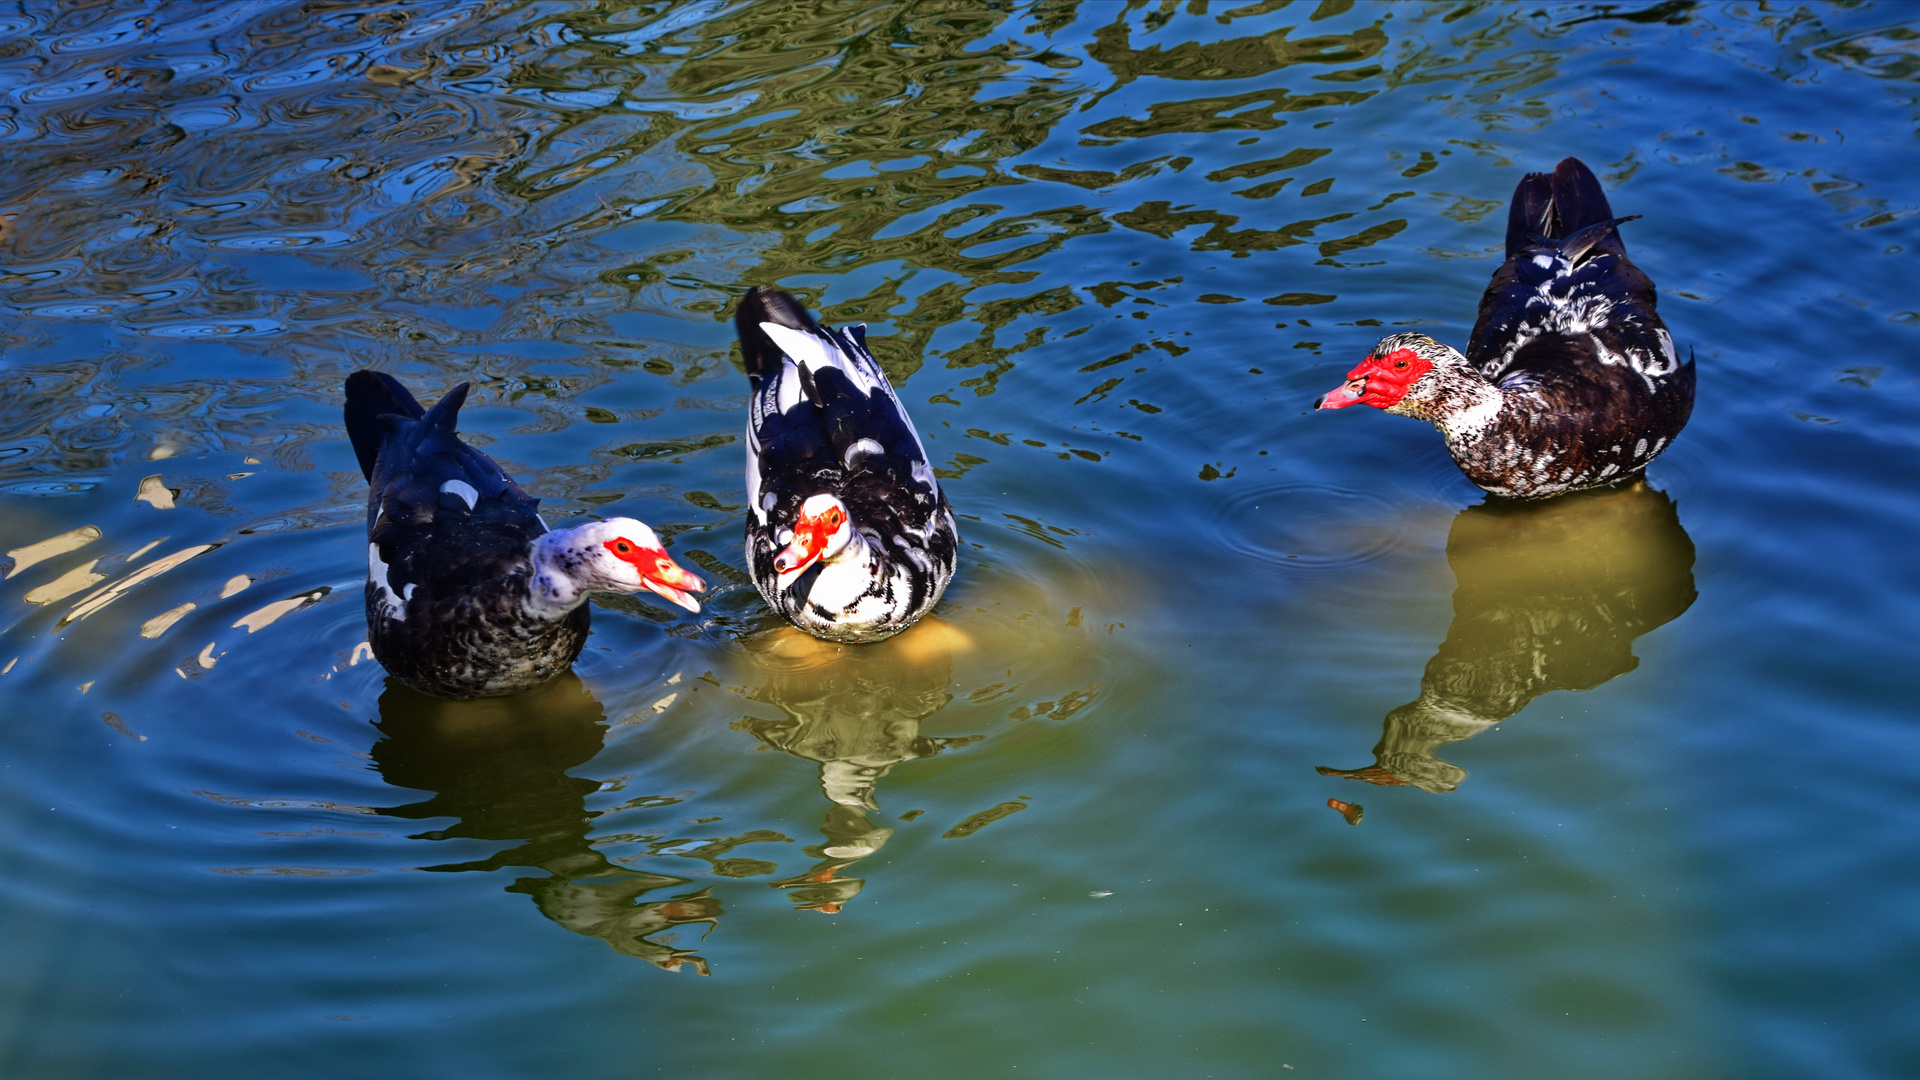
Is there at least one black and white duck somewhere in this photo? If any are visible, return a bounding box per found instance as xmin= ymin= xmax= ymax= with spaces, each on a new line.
xmin=345 ymin=371 xmax=703 ymax=699
xmin=734 ymin=287 xmax=957 ymax=642
xmin=1316 ymin=156 xmax=1694 ymax=498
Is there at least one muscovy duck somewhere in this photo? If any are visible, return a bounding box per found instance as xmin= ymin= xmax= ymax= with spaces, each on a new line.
xmin=735 ymin=287 xmax=957 ymax=642
xmin=345 ymin=371 xmax=703 ymax=699
xmin=1315 ymin=156 xmax=1694 ymax=498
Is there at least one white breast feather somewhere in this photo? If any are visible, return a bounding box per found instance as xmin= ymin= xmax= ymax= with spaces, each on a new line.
xmin=1453 ymin=395 xmax=1502 ymax=439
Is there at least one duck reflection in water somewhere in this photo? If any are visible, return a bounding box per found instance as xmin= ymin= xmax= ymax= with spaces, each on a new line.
xmin=371 ymin=673 xmax=717 ymax=974
xmin=1320 ymin=482 xmax=1696 ymax=794
xmin=734 ymin=621 xmax=978 ymax=913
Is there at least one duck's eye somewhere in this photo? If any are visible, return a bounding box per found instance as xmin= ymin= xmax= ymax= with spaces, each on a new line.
xmin=1394 ymin=359 xmax=1408 ymax=370
xmin=615 ymin=541 xmax=631 ymax=553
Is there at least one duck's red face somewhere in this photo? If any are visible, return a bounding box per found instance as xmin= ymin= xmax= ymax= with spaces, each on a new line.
xmin=1314 ymin=348 xmax=1432 ymax=410
xmin=603 ymin=536 xmax=705 ymax=611
xmin=775 ymin=496 xmax=850 ymax=579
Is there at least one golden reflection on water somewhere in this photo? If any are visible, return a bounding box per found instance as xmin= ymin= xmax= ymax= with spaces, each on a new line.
xmin=732 ymin=620 xmax=979 ymax=914
xmin=1320 ymin=483 xmax=1696 ymax=794
xmin=370 ymin=674 xmax=718 ymax=975
xmin=360 ymin=567 xmax=1110 ymax=967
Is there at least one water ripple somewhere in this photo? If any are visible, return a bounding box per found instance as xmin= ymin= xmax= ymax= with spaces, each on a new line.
xmin=1213 ymin=480 xmax=1411 ymax=572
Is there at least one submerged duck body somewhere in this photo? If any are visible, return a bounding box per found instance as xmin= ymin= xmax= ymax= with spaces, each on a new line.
xmin=735 ymin=287 xmax=957 ymax=642
xmin=1317 ymin=156 xmax=1694 ymax=498
xmin=345 ymin=372 xmax=702 ymax=699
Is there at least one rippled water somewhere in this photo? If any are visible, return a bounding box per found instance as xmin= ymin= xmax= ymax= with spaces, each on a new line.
xmin=3 ymin=2 xmax=1917 ymax=1077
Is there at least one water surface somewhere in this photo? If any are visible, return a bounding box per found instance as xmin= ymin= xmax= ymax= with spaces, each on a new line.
xmin=2 ymin=2 xmax=1918 ymax=1078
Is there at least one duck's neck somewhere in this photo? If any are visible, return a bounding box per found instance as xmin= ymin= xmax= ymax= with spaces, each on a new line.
xmin=805 ymin=528 xmax=879 ymax=605
xmin=1399 ymin=372 xmax=1507 ymax=448
xmin=524 ymin=531 xmax=588 ymax=620
xmin=823 ymin=527 xmax=876 ymax=573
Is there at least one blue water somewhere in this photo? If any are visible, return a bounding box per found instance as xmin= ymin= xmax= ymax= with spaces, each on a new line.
xmin=1 ymin=2 xmax=1917 ymax=1077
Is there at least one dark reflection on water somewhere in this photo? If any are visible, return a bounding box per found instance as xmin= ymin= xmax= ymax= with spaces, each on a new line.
xmin=1321 ymin=483 xmax=1696 ymax=793
xmin=733 ymin=621 xmax=979 ymax=913
xmin=371 ymin=673 xmax=718 ymax=974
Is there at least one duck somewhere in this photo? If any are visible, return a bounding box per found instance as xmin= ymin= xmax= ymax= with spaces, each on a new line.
xmin=734 ymin=286 xmax=958 ymax=642
xmin=1315 ymin=156 xmax=1694 ymax=498
xmin=344 ymin=371 xmax=704 ymax=699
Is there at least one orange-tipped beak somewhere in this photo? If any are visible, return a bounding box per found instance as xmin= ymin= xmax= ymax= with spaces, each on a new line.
xmin=773 ymin=530 xmax=824 ymax=579
xmin=641 ymin=554 xmax=705 ymax=613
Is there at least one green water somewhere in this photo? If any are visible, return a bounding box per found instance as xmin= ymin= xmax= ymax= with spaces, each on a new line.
xmin=2 ymin=2 xmax=1917 ymax=1077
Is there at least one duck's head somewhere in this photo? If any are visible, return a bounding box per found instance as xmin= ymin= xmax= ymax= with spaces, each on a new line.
xmin=774 ymin=494 xmax=854 ymax=580
xmin=532 ymin=517 xmax=705 ymax=613
xmin=1313 ymin=333 xmax=1471 ymax=418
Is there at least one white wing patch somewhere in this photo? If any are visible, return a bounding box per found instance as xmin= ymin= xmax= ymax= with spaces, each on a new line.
xmin=844 ymin=437 xmax=884 ymax=467
xmin=1652 ymin=327 xmax=1679 ymax=377
xmin=368 ymin=543 xmax=409 ymax=621
xmin=761 ymin=322 xmax=886 ymax=398
xmin=439 ymin=479 xmax=478 ymax=509
xmin=1590 ymin=334 xmax=1664 ymax=392
xmin=774 ymin=359 xmax=807 ymax=414
xmin=745 ymin=421 xmax=767 ymax=524
xmin=910 ymin=457 xmax=940 ymax=501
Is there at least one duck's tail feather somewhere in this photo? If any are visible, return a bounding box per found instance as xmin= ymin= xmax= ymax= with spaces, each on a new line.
xmin=1560 ymin=214 xmax=1641 ymax=267
xmin=1505 ymin=156 xmax=1626 ymax=259
xmin=412 ymin=380 xmax=470 ymax=461
xmin=345 ymin=370 xmax=424 ymax=481
xmin=735 ymin=285 xmax=822 ymax=378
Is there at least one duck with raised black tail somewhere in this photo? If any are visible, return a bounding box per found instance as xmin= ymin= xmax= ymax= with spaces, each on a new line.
xmin=1315 ymin=156 xmax=1694 ymax=498
xmin=345 ymin=371 xmax=704 ymax=699
xmin=734 ymin=286 xmax=958 ymax=643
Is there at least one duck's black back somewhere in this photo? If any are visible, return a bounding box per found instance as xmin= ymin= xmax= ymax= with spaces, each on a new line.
xmin=1467 ymin=158 xmax=1691 ymax=395
xmin=737 ymin=288 xmax=946 ymax=541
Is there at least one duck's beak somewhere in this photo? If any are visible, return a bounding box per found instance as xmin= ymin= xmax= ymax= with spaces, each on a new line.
xmin=643 ymin=556 xmax=705 ymax=613
xmin=774 ymin=513 xmax=836 ymax=580
xmin=774 ymin=531 xmax=824 ymax=580
xmin=1314 ymin=376 xmax=1369 ymax=409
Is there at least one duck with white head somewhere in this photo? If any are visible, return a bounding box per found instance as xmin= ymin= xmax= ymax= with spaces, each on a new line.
xmin=345 ymin=371 xmax=703 ymax=699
